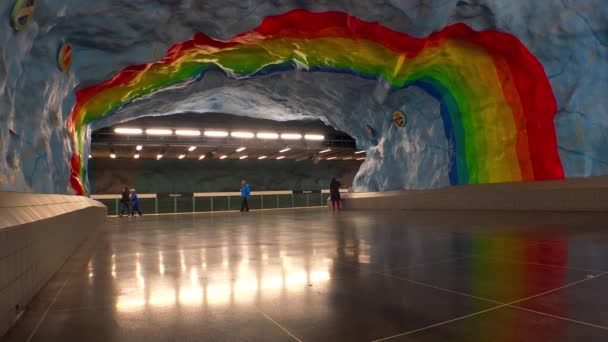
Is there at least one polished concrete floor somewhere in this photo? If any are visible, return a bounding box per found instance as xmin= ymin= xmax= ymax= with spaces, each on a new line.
xmin=4 ymin=208 xmax=608 ymax=341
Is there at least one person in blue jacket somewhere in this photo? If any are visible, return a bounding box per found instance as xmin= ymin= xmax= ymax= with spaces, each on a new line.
xmin=240 ymin=180 xmax=250 ymax=212
xmin=130 ymin=190 xmax=142 ymax=216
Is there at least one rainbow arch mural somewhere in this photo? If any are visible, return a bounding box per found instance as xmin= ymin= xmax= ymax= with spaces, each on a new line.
xmin=67 ymin=9 xmax=564 ymax=195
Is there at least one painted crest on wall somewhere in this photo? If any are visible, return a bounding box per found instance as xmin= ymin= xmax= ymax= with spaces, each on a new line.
xmin=393 ymin=111 xmax=406 ymax=128
xmin=365 ymin=125 xmax=374 ymax=138
xmin=57 ymin=43 xmax=73 ymax=71
xmin=365 ymin=125 xmax=379 ymax=146
xmin=11 ymin=0 xmax=36 ymax=31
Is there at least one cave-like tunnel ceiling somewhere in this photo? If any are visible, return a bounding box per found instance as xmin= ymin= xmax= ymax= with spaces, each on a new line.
xmin=0 ymin=1 xmax=605 ymax=195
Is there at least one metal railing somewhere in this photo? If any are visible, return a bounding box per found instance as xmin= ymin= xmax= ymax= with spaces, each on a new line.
xmin=91 ymin=189 xmax=349 ymax=216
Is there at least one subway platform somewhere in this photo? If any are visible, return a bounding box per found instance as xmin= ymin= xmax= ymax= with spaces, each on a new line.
xmin=3 ymin=208 xmax=608 ymax=341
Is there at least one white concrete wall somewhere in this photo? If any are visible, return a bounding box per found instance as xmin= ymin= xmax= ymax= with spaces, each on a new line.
xmin=0 ymin=193 xmax=106 ymax=337
xmin=338 ymin=176 xmax=608 ymax=212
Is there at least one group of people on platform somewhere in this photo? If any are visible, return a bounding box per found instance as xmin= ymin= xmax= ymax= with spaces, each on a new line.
xmin=117 ymin=177 xmax=341 ymax=216
xmin=119 ymin=187 xmax=142 ymax=217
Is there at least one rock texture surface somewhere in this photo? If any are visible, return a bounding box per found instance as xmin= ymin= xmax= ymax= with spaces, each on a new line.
xmin=0 ymin=0 xmax=606 ymax=194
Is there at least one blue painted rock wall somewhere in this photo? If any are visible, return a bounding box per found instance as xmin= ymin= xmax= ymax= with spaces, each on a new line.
xmin=0 ymin=1 xmax=606 ymax=194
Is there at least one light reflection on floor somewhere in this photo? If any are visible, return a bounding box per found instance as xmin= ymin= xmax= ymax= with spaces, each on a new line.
xmin=112 ymin=247 xmax=335 ymax=313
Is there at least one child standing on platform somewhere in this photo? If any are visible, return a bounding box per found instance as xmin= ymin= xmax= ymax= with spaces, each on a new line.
xmin=130 ymin=190 xmax=142 ymax=216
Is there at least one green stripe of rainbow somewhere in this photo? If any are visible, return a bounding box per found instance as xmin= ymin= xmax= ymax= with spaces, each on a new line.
xmin=67 ymin=9 xmax=564 ymax=195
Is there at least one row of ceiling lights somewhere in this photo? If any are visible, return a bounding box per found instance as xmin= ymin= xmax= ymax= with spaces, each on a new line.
xmin=114 ymin=128 xmax=325 ymax=141
xmin=100 ymin=145 xmax=366 ymax=161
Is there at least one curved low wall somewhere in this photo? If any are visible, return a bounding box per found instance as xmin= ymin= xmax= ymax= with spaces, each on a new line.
xmin=0 ymin=193 xmax=106 ymax=337
xmin=339 ymin=176 xmax=608 ymax=212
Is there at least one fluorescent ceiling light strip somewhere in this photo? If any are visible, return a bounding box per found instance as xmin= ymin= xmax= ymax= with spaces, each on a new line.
xmin=319 ymin=149 xmax=331 ymax=154
xmin=356 ymin=157 xmax=365 ymax=161
xmin=199 ymin=155 xmax=205 ymax=160
xmin=239 ymin=156 xmax=248 ymax=160
xmin=176 ymin=130 xmax=201 ymax=136
xmin=188 ymin=146 xmax=197 ymax=152
xmin=355 ymin=150 xmax=366 ymax=154
xmin=204 ymin=131 xmax=229 ymax=137
xmin=110 ymin=153 xmax=116 ymax=159
xmin=235 ymin=147 xmax=247 ymax=152
xmin=219 ymin=155 xmax=228 ymax=159
xmin=279 ymin=147 xmax=291 ymax=153
xmin=156 ymin=154 xmax=163 ymax=160
xmin=146 ymin=129 xmax=173 ymax=136
xmin=178 ymin=154 xmax=186 ymax=159
xmin=136 ymin=145 xmax=143 ymax=151
xmin=257 ymin=132 xmax=279 ymax=139
xmin=231 ymin=132 xmax=254 ymax=138
xmin=258 ymin=156 xmax=267 ymax=160
xmin=134 ymin=154 xmax=140 ymax=159
xmin=276 ymin=156 xmax=285 ymax=160
xmin=115 ymin=128 xmax=143 ymax=135
xmin=343 ymin=157 xmax=352 ymax=160
xmin=326 ymin=157 xmax=337 ymax=160
xmin=281 ymin=133 xmax=302 ymax=140
xmin=304 ymin=134 xmax=324 ymax=141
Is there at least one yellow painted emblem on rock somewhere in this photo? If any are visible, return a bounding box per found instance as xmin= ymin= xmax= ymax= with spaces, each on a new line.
xmin=11 ymin=0 xmax=35 ymax=31
xmin=393 ymin=111 xmax=406 ymax=128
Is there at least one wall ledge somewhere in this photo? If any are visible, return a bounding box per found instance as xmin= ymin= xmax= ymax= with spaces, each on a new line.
xmin=0 ymin=193 xmax=105 ymax=230
xmin=341 ymin=176 xmax=608 ymax=212
xmin=0 ymin=192 xmax=106 ymax=338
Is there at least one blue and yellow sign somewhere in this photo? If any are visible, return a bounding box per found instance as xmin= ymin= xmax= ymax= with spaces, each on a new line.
xmin=11 ymin=0 xmax=36 ymax=31
xmin=393 ymin=111 xmax=406 ymax=128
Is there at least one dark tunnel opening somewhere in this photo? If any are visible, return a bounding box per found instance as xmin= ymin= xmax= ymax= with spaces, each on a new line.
xmin=88 ymin=112 xmax=364 ymax=196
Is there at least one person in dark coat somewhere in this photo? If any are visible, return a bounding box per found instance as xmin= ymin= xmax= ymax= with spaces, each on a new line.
xmin=119 ymin=186 xmax=131 ymax=217
xmin=330 ymin=177 xmax=341 ymax=212
xmin=130 ymin=190 xmax=142 ymax=216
